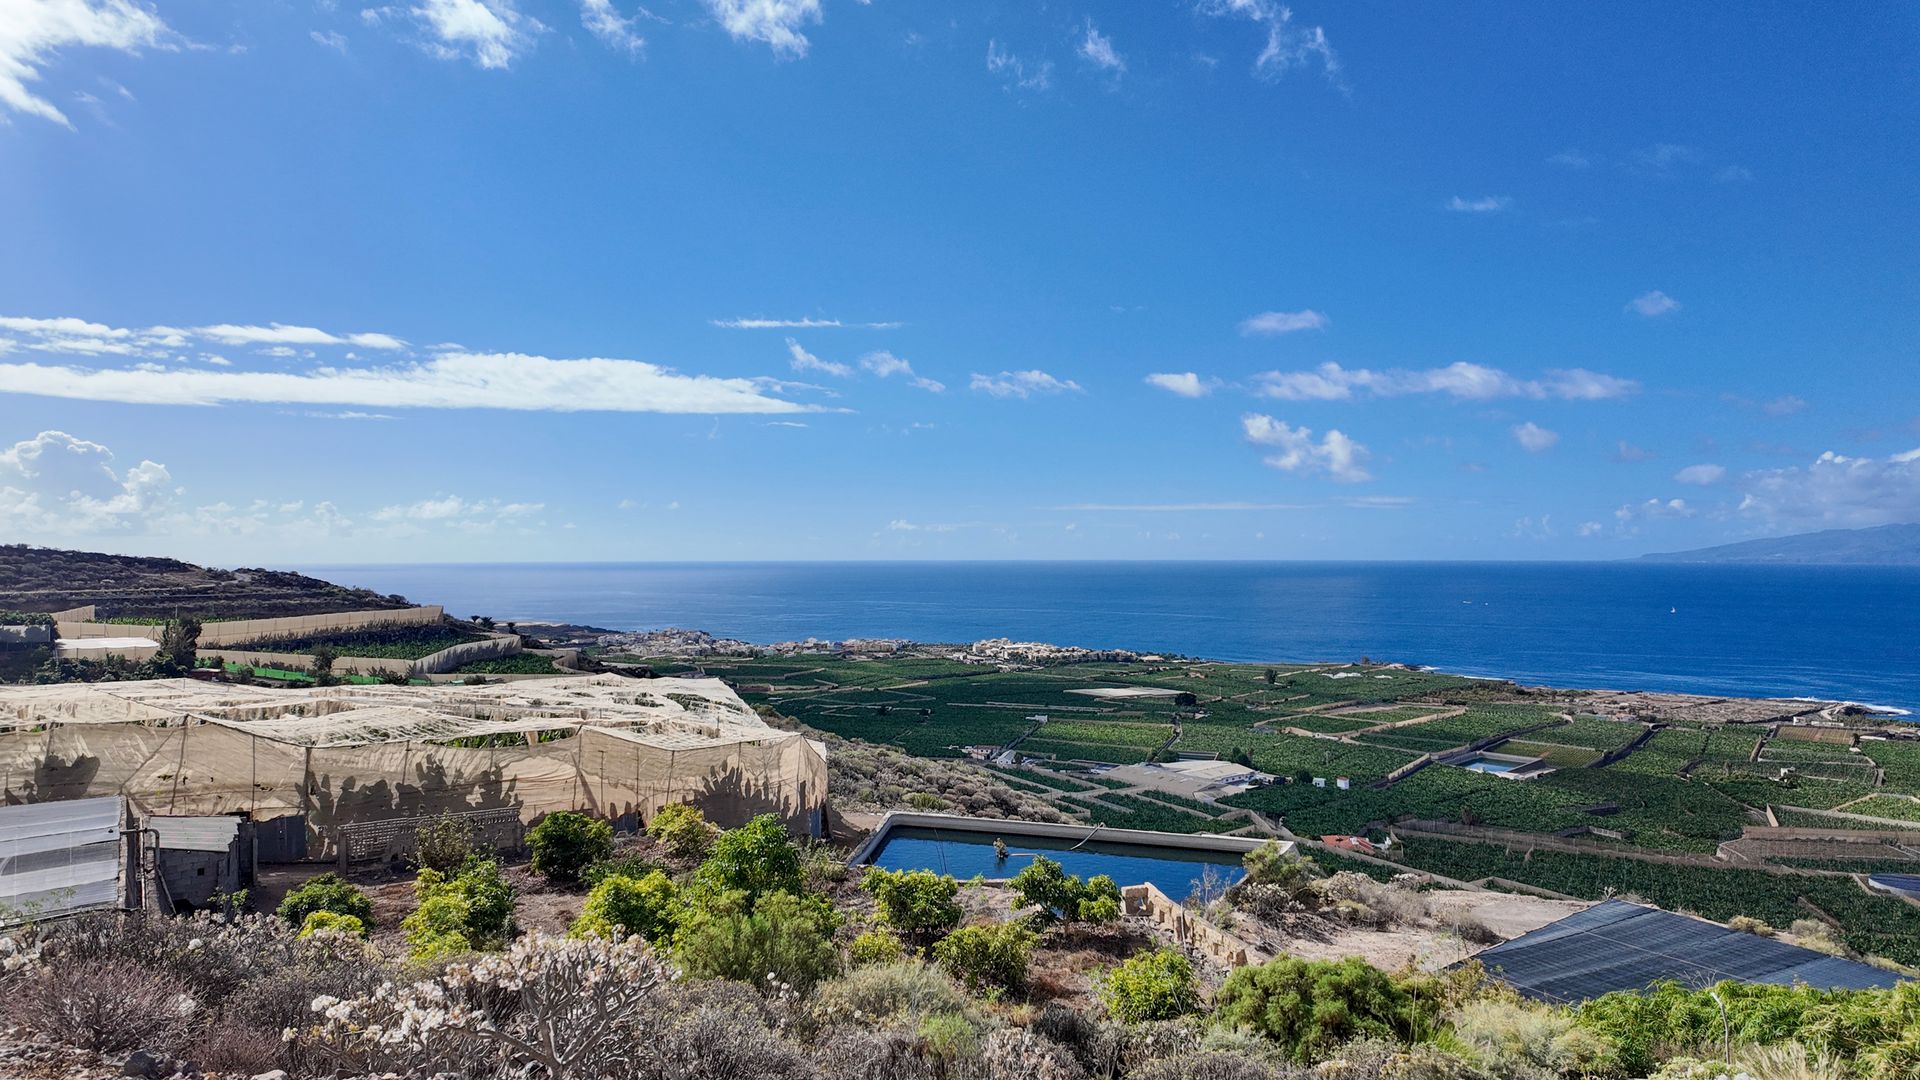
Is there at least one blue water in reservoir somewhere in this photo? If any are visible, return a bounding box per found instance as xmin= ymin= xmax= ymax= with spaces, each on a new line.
xmin=866 ymin=826 xmax=1247 ymax=900
xmin=298 ymin=561 xmax=1920 ymax=714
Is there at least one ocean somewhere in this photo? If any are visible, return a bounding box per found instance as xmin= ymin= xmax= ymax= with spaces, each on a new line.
xmin=299 ymin=562 xmax=1920 ymax=714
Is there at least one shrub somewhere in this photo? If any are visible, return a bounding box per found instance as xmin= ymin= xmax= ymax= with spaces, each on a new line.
xmin=1100 ymin=948 xmax=1200 ymax=1024
xmin=1213 ymin=956 xmax=1438 ymax=1063
xmin=584 ymin=849 xmax=662 ymax=888
xmin=692 ymin=814 xmax=804 ymax=903
xmin=918 ymin=1010 xmax=981 ymax=1062
xmin=403 ymin=859 xmax=515 ymax=959
xmin=813 ymin=960 xmax=970 ymax=1026
xmin=1009 ymin=856 xmax=1122 ymax=927
xmin=862 ymin=867 xmax=963 ymax=948
xmin=299 ymin=910 xmax=368 ymax=938
xmin=2 ymin=956 xmax=196 ymax=1054
xmin=1449 ymin=996 xmax=1612 ymax=1079
xmin=647 ymin=801 xmax=719 ymax=861
xmin=850 ymin=928 xmax=907 ymax=966
xmin=1729 ymin=915 xmax=1775 ymax=937
xmin=572 ymin=870 xmax=681 ymax=944
xmin=276 ymin=872 xmax=373 ymax=929
xmin=528 ymin=810 xmax=614 ymax=885
xmin=933 ymin=921 xmax=1037 ymax=993
xmin=674 ymin=888 xmax=842 ymax=992
xmin=643 ymin=1002 xmax=815 ymax=1080
xmin=413 ymin=813 xmax=476 ymax=874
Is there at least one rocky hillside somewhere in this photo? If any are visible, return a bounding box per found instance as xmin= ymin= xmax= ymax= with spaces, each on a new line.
xmin=0 ymin=545 xmax=414 ymax=619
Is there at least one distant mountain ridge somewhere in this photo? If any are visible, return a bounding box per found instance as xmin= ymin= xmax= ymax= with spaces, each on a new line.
xmin=0 ymin=545 xmax=415 ymax=618
xmin=1638 ymin=524 xmax=1920 ymax=565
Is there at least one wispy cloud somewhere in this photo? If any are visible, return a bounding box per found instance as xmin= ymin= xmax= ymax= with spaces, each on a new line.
xmin=986 ymin=38 xmax=1052 ymax=92
xmin=1254 ymin=361 xmax=1637 ymax=402
xmin=785 ymin=338 xmax=851 ymax=377
xmin=1196 ymin=0 xmax=1338 ymax=83
xmin=1512 ymin=421 xmax=1559 ymax=452
xmin=1076 ymin=19 xmax=1124 ymax=75
xmin=407 ymin=0 xmax=542 ymax=69
xmin=372 ymin=494 xmax=544 ymax=531
xmin=1052 ymin=501 xmax=1310 ymax=512
xmin=861 ymin=350 xmax=944 ymax=392
xmin=1446 ymin=195 xmax=1512 ymax=213
xmin=1144 ymin=372 xmax=1215 ymax=398
xmin=710 ymin=316 xmax=900 ymax=329
xmin=1547 ymin=149 xmax=1590 ymax=169
xmin=1674 ymin=463 xmax=1725 ymax=485
xmin=703 ymin=0 xmax=820 ymax=57
xmin=0 ymin=0 xmax=173 ymax=126
xmin=1765 ymin=395 xmax=1807 ymax=417
xmin=311 ymin=30 xmax=349 ymax=52
xmin=970 ymin=369 xmax=1082 ymax=399
xmin=1626 ymin=290 xmax=1681 ymax=317
xmin=1242 ymin=414 xmax=1370 ymax=482
xmin=1238 ymin=309 xmax=1328 ymax=336
xmin=580 ymin=0 xmax=648 ymax=53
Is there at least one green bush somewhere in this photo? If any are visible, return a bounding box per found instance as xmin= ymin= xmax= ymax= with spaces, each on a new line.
xmin=849 ymin=929 xmax=907 ymax=966
xmin=861 ymin=867 xmax=962 ymax=948
xmin=402 ymin=859 xmax=516 ymax=959
xmin=297 ymin=910 xmax=368 ymax=938
xmin=813 ymin=961 xmax=971 ymax=1025
xmin=527 ymin=811 xmax=614 ymax=885
xmin=1099 ymin=948 xmax=1199 ymax=1024
xmin=571 ymin=870 xmax=681 ymax=943
xmin=1213 ymin=956 xmax=1438 ymax=1063
xmin=276 ymin=872 xmax=373 ymax=929
xmin=646 ymin=802 xmax=718 ymax=861
xmin=412 ymin=813 xmax=475 ymax=875
xmin=691 ymin=814 xmax=803 ymax=903
xmin=583 ymin=850 xmax=662 ymax=888
xmin=932 ymin=921 xmax=1037 ymax=993
xmin=1008 ymin=856 xmax=1120 ymax=927
xmin=674 ymin=888 xmax=842 ymax=992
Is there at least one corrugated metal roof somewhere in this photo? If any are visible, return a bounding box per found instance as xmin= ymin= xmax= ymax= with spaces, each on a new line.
xmin=147 ymin=815 xmax=242 ymax=853
xmin=1466 ymin=899 xmax=1905 ymax=1003
xmin=0 ymin=796 xmax=122 ymax=922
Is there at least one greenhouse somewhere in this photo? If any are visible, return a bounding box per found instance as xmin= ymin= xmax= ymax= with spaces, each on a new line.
xmin=0 ymin=673 xmax=826 ymax=857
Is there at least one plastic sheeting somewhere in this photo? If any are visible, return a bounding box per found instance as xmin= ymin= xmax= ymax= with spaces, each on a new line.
xmin=0 ymin=675 xmax=826 ymax=856
xmin=0 ymin=795 xmax=122 ymax=923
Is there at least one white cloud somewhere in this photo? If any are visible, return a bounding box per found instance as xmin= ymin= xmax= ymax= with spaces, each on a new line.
xmin=970 ymin=369 xmax=1083 ymax=399
xmin=1547 ymin=149 xmax=1590 ymax=169
xmin=785 ymin=338 xmax=851 ymax=378
xmin=579 ymin=0 xmax=645 ymax=53
xmin=1577 ymin=521 xmax=1604 ymax=537
xmin=311 ymin=30 xmax=349 ymax=51
xmin=1238 ymin=309 xmax=1328 ymax=336
xmin=1736 ymin=447 xmax=1920 ymax=528
xmin=1253 ymin=361 xmax=1637 ymax=402
xmin=1615 ymin=497 xmax=1694 ymax=522
xmin=410 ymin=0 xmax=539 ymax=69
xmin=0 ymin=352 xmax=809 ymax=413
xmin=0 ymin=429 xmax=174 ymax=534
xmin=1631 ymin=143 xmax=1702 ymax=171
xmin=1764 ymin=395 xmax=1807 ymax=417
xmin=1613 ymin=441 xmax=1656 ymax=463
xmin=1053 ymin=501 xmax=1311 ymax=512
xmin=1512 ymin=421 xmax=1558 ymax=452
xmin=886 ymin=519 xmax=959 ymax=533
xmin=1077 ymin=19 xmax=1123 ymax=74
xmin=1242 ymin=414 xmax=1370 ymax=482
xmin=1447 ymin=195 xmax=1512 ymax=213
xmin=710 ymin=316 xmax=900 ymax=329
xmin=1626 ymin=290 xmax=1681 ymax=317
xmin=1674 ymin=463 xmax=1726 ymax=486
xmin=703 ymin=0 xmax=820 ymax=57
xmin=861 ymin=350 xmax=944 ymax=392
xmin=1195 ymin=0 xmax=1338 ymax=82
xmin=0 ymin=0 xmax=172 ymax=126
xmin=193 ymin=322 xmax=409 ymax=349
xmin=373 ymin=494 xmax=542 ymax=528
xmin=1144 ymin=372 xmax=1214 ymax=398
xmin=986 ymin=38 xmax=1051 ymax=92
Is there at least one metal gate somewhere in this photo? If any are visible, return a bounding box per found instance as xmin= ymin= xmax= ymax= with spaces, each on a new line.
xmin=0 ymin=796 xmax=125 ymax=925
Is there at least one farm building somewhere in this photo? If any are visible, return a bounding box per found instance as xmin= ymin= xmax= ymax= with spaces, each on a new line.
xmin=0 ymin=673 xmax=827 ymax=861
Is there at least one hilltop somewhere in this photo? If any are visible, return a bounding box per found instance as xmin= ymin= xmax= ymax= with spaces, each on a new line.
xmin=1638 ymin=523 xmax=1920 ymax=565
xmin=0 ymin=544 xmax=414 ymax=619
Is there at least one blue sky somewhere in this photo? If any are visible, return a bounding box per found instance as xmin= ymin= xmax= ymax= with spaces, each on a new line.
xmin=0 ymin=0 xmax=1915 ymax=563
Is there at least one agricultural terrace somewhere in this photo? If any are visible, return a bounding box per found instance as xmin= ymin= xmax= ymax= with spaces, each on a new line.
xmin=217 ymin=621 xmax=487 ymax=659
xmin=657 ymin=651 xmax=1920 ymax=966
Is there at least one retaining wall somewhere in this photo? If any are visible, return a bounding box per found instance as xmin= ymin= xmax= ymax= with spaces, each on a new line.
xmin=412 ymin=633 xmax=522 ymax=675
xmin=197 ymin=649 xmax=415 ymax=677
xmin=197 ymin=606 xmax=444 ymax=647
xmin=1122 ymin=881 xmax=1265 ymax=967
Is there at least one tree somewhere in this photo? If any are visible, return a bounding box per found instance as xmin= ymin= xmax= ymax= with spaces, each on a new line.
xmin=528 ymin=811 xmax=614 ymax=885
xmin=861 ymin=867 xmax=963 ymax=949
xmin=403 ymin=858 xmax=516 ymax=958
xmin=1264 ymin=668 xmax=1278 ymax=686
xmin=1099 ymin=948 xmax=1199 ymax=1023
xmin=571 ymin=870 xmax=681 ymax=944
xmin=413 ymin=813 xmax=476 ymax=874
xmin=1009 ymin=856 xmax=1121 ymax=927
xmin=1213 ymin=956 xmax=1437 ymax=1063
xmin=154 ymin=616 xmax=201 ymax=676
xmin=692 ymin=814 xmax=803 ymax=903
xmin=310 ymin=644 xmax=337 ymax=684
